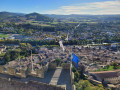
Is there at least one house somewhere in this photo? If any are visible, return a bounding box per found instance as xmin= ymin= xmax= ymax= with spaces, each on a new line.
xmin=89 ymin=69 xmax=120 ymax=85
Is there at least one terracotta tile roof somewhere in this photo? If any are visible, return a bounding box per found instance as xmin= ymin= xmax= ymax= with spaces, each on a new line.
xmin=90 ymin=69 xmax=120 ymax=79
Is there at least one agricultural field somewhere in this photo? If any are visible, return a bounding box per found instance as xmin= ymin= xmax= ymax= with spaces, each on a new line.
xmin=0 ymin=33 xmax=10 ymax=38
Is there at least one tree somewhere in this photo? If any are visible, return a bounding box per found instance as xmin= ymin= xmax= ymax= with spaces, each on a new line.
xmin=74 ymin=71 xmax=80 ymax=82
xmin=55 ymin=58 xmax=61 ymax=66
xmin=4 ymin=52 xmax=10 ymax=62
xmin=72 ymin=66 xmax=77 ymax=72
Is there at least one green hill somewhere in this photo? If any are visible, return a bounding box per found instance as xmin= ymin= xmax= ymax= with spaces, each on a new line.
xmin=0 ymin=12 xmax=53 ymax=23
xmin=25 ymin=12 xmax=53 ymax=22
xmin=0 ymin=12 xmax=23 ymax=22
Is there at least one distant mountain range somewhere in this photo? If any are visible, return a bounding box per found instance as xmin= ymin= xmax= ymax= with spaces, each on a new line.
xmin=0 ymin=11 xmax=120 ymax=23
xmin=0 ymin=12 xmax=53 ymax=23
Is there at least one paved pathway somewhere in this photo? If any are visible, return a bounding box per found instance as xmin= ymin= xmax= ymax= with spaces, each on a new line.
xmin=49 ymin=67 xmax=62 ymax=85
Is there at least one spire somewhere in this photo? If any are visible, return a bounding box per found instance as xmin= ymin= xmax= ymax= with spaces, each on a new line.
xmin=65 ymin=33 xmax=69 ymax=41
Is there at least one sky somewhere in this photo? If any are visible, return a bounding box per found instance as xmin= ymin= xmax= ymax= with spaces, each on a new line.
xmin=0 ymin=0 xmax=120 ymax=15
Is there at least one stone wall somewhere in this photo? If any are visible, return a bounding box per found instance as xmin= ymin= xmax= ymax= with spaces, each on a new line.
xmin=15 ymin=69 xmax=27 ymax=78
xmin=104 ymin=77 xmax=120 ymax=84
xmin=7 ymin=67 xmax=16 ymax=75
xmin=49 ymin=63 xmax=57 ymax=69
xmin=30 ymin=63 xmax=49 ymax=78
xmin=20 ymin=69 xmax=27 ymax=78
xmin=36 ymin=69 xmax=44 ymax=78
xmin=29 ymin=69 xmax=45 ymax=78
xmin=43 ymin=62 xmax=49 ymax=72
xmin=62 ymin=63 xmax=70 ymax=70
xmin=0 ymin=65 xmax=45 ymax=78
xmin=0 ymin=62 xmax=71 ymax=79
xmin=48 ymin=63 xmax=71 ymax=70
xmin=89 ymin=73 xmax=102 ymax=81
xmin=0 ymin=77 xmax=65 ymax=90
xmin=29 ymin=80 xmax=65 ymax=90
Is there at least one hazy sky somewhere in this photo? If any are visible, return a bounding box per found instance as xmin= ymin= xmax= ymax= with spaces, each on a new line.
xmin=0 ymin=0 xmax=120 ymax=15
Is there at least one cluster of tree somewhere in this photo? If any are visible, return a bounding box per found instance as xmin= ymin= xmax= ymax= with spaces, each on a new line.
xmin=72 ymin=65 xmax=105 ymax=90
xmin=96 ymin=62 xmax=120 ymax=71
xmin=0 ymin=39 xmax=120 ymax=47
xmin=26 ymin=40 xmax=59 ymax=46
xmin=64 ymin=40 xmax=92 ymax=45
xmin=0 ymin=39 xmax=58 ymax=46
xmin=75 ymin=80 xmax=105 ymax=90
xmin=111 ymin=62 xmax=120 ymax=69
xmin=3 ymin=49 xmax=20 ymax=63
xmin=0 ymin=23 xmax=56 ymax=35
xmin=0 ymin=21 xmax=77 ymax=35
xmin=0 ymin=39 xmax=20 ymax=44
xmin=55 ymin=58 xmax=62 ymax=66
xmin=72 ymin=65 xmax=86 ymax=83
xmin=24 ymin=39 xmax=106 ymax=46
xmin=41 ymin=45 xmax=59 ymax=49
xmin=2 ymin=43 xmax=37 ymax=64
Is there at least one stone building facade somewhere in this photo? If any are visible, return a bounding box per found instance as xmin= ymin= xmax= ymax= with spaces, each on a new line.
xmin=89 ymin=69 xmax=120 ymax=85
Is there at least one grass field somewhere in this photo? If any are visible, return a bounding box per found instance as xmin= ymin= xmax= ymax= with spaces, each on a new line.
xmin=0 ymin=33 xmax=10 ymax=38
xmin=96 ymin=66 xmax=114 ymax=71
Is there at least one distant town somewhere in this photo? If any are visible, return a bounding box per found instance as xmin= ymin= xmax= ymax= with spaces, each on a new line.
xmin=0 ymin=11 xmax=120 ymax=90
